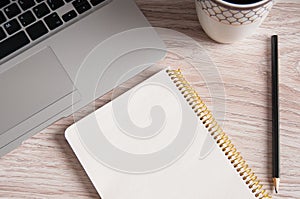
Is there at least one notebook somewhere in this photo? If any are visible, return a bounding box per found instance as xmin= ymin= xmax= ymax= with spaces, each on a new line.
xmin=65 ymin=69 xmax=271 ymax=199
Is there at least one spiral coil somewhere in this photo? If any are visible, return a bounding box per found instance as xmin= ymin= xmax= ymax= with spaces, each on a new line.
xmin=166 ymin=69 xmax=271 ymax=199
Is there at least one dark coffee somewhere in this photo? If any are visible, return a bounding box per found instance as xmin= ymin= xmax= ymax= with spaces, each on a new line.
xmin=223 ymin=0 xmax=263 ymax=4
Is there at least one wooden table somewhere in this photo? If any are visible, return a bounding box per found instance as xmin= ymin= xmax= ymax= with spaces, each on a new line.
xmin=0 ymin=0 xmax=299 ymax=198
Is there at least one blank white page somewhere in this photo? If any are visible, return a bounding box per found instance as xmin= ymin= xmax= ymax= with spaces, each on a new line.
xmin=65 ymin=69 xmax=256 ymax=199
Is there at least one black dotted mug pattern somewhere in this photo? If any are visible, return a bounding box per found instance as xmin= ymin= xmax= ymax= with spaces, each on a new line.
xmin=197 ymin=0 xmax=273 ymax=25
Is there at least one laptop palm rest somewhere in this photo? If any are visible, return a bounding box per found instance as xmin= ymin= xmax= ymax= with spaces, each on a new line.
xmin=0 ymin=47 xmax=80 ymax=147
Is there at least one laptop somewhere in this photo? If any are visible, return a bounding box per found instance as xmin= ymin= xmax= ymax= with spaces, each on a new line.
xmin=0 ymin=0 xmax=165 ymax=157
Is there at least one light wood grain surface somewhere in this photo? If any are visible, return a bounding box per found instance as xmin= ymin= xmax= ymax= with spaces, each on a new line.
xmin=0 ymin=0 xmax=299 ymax=198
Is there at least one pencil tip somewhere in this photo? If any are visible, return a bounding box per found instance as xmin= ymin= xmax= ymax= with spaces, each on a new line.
xmin=273 ymin=178 xmax=280 ymax=194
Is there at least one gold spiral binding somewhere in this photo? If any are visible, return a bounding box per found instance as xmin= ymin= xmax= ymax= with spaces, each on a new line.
xmin=166 ymin=69 xmax=271 ymax=199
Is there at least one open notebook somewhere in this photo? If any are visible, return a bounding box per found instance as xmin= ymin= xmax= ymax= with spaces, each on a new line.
xmin=65 ymin=69 xmax=271 ymax=199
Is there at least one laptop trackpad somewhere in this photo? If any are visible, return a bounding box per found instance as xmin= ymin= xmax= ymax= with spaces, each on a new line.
xmin=0 ymin=47 xmax=77 ymax=134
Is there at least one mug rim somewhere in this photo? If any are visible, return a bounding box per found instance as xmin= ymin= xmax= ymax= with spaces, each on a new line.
xmin=212 ymin=0 xmax=272 ymax=10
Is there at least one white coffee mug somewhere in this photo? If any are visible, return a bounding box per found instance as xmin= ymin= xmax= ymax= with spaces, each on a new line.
xmin=195 ymin=0 xmax=274 ymax=43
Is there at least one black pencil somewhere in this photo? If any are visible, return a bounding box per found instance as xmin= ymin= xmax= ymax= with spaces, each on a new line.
xmin=271 ymin=35 xmax=280 ymax=194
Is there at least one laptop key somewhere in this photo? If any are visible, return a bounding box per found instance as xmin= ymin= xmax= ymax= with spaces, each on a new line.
xmin=26 ymin=20 xmax=49 ymax=40
xmin=33 ymin=3 xmax=50 ymax=19
xmin=18 ymin=10 xmax=36 ymax=27
xmin=47 ymin=0 xmax=65 ymax=11
xmin=0 ymin=11 xmax=7 ymax=24
xmin=44 ymin=12 xmax=63 ymax=30
xmin=72 ymin=0 xmax=91 ymax=14
xmin=90 ymin=0 xmax=105 ymax=6
xmin=4 ymin=3 xmax=22 ymax=19
xmin=62 ymin=10 xmax=77 ymax=22
xmin=0 ymin=27 xmax=6 ymax=41
xmin=0 ymin=31 xmax=30 ymax=60
xmin=18 ymin=0 xmax=36 ymax=11
xmin=4 ymin=19 xmax=21 ymax=35
xmin=0 ymin=0 xmax=10 ymax=9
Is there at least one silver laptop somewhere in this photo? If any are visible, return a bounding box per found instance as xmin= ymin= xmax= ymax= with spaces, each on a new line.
xmin=0 ymin=0 xmax=165 ymax=157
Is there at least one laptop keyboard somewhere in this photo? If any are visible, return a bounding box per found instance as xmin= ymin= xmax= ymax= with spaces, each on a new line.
xmin=0 ymin=0 xmax=109 ymax=61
